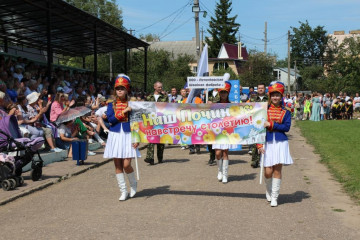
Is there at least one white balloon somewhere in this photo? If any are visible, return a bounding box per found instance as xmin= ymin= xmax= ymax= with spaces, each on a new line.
xmin=223 ymin=73 xmax=230 ymax=81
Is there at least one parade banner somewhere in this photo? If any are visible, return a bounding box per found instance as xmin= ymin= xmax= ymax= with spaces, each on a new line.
xmin=129 ymin=102 xmax=267 ymax=145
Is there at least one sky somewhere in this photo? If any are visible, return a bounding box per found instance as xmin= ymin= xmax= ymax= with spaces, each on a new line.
xmin=118 ymin=0 xmax=360 ymax=60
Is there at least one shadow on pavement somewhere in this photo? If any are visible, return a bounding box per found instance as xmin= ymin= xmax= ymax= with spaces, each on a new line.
xmin=138 ymin=185 xmax=311 ymax=203
xmin=163 ymin=159 xmax=190 ymax=163
xmin=229 ymin=173 xmax=257 ymax=181
xmin=229 ymin=159 xmax=247 ymax=165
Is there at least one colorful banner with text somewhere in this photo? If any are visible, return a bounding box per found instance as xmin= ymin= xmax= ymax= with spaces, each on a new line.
xmin=129 ymin=102 xmax=267 ymax=145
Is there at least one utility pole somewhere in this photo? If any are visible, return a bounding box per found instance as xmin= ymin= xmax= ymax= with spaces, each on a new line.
xmin=109 ymin=52 xmax=113 ymax=80
xmin=127 ymin=29 xmax=135 ymax=71
xmin=264 ymin=21 xmax=268 ymax=54
xmin=200 ymin=27 xmax=204 ymax=55
xmin=194 ymin=0 xmax=200 ymax=60
xmin=287 ymin=30 xmax=291 ymax=93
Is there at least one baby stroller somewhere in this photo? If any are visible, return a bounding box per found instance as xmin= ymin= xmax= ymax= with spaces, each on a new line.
xmin=0 ymin=116 xmax=44 ymax=191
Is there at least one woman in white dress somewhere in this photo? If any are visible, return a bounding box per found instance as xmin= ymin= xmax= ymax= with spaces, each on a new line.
xmin=258 ymin=81 xmax=293 ymax=207
xmin=104 ymin=74 xmax=140 ymax=201
xmin=212 ymin=81 xmax=237 ymax=183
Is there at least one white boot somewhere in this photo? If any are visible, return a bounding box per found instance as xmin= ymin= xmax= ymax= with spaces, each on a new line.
xmin=271 ymin=178 xmax=281 ymax=207
xmin=116 ymin=173 xmax=128 ymax=201
xmin=222 ymin=160 xmax=229 ymax=183
xmin=265 ymin=177 xmax=272 ymax=202
xmin=127 ymin=172 xmax=137 ymax=198
xmin=216 ymin=159 xmax=223 ymax=181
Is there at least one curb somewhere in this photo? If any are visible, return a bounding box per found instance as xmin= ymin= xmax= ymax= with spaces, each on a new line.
xmin=0 ymin=158 xmax=113 ymax=206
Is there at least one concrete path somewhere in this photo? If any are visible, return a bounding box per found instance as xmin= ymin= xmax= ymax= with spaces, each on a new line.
xmin=0 ymin=125 xmax=359 ymax=239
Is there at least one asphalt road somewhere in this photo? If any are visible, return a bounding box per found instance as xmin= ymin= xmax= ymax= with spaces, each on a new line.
xmin=0 ymin=126 xmax=359 ymax=239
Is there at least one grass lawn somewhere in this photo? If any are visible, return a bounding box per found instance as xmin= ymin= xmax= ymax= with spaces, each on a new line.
xmin=296 ymin=120 xmax=360 ymax=205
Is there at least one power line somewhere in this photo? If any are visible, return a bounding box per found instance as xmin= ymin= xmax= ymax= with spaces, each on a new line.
xmin=199 ymin=0 xmax=216 ymax=18
xmin=160 ymin=17 xmax=194 ymax=39
xmin=159 ymin=3 xmax=190 ymax=37
xmin=136 ymin=0 xmax=192 ymax=33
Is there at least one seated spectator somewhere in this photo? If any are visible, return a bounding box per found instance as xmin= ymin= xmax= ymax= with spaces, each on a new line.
xmin=24 ymin=79 xmax=38 ymax=96
xmin=0 ymin=91 xmax=8 ymax=118
xmin=26 ymin=92 xmax=63 ymax=153
xmin=344 ymin=100 xmax=353 ymax=119
xmin=16 ymin=94 xmax=45 ymax=140
xmin=56 ymin=120 xmax=79 ymax=158
xmin=13 ymin=65 xmax=24 ymax=82
xmin=331 ymin=98 xmax=341 ymax=120
xmin=6 ymin=77 xmax=18 ymax=103
xmin=50 ymin=92 xmax=74 ymax=122
xmin=354 ymin=93 xmax=360 ymax=112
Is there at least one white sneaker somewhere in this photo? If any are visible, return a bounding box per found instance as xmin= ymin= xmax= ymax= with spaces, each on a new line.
xmin=54 ymin=148 xmax=63 ymax=153
xmin=88 ymin=139 xmax=94 ymax=144
xmin=181 ymin=146 xmax=186 ymax=150
xmin=88 ymin=151 xmax=96 ymax=156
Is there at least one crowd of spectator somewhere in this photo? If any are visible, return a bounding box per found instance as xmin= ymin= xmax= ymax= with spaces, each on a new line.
xmin=0 ymin=55 xmax=150 ymax=157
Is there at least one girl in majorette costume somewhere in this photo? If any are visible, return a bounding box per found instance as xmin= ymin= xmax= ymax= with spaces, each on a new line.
xmin=104 ymin=74 xmax=140 ymax=201
xmin=212 ymin=81 xmax=237 ymax=183
xmin=258 ymin=81 xmax=293 ymax=207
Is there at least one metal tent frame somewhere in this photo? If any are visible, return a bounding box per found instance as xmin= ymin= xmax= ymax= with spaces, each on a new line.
xmin=0 ymin=0 xmax=149 ymax=88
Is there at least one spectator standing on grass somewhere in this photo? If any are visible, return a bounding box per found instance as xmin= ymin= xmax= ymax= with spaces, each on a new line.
xmin=323 ymin=93 xmax=331 ymax=120
xmin=303 ymin=94 xmax=311 ymax=120
xmin=295 ymin=93 xmax=304 ymax=120
xmin=354 ymin=93 xmax=360 ymax=112
xmin=310 ymin=92 xmax=320 ymax=121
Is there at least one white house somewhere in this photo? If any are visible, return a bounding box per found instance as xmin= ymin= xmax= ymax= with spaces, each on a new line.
xmin=273 ymin=68 xmax=301 ymax=90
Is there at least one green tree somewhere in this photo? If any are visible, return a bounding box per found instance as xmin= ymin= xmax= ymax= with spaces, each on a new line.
xmin=299 ymin=65 xmax=325 ymax=91
xmin=139 ymin=33 xmax=160 ymax=42
xmin=205 ymin=0 xmax=240 ymax=58
xmin=128 ymin=50 xmax=193 ymax=92
xmin=239 ymin=50 xmax=274 ymax=87
xmin=61 ymin=0 xmax=125 ymax=75
xmin=65 ymin=0 xmax=123 ymax=28
xmin=290 ymin=21 xmax=332 ymax=68
xmin=212 ymin=67 xmax=238 ymax=80
xmin=327 ymin=36 xmax=360 ymax=94
xmin=275 ymin=58 xmax=288 ymax=68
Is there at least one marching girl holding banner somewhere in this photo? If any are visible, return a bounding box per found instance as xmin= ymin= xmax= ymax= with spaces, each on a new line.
xmin=212 ymin=81 xmax=237 ymax=183
xmin=257 ymin=81 xmax=293 ymax=207
xmin=104 ymin=74 xmax=140 ymax=201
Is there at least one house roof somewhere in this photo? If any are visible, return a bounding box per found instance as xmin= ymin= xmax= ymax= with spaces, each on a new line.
xmin=218 ymin=43 xmax=249 ymax=60
xmin=148 ymin=40 xmax=197 ymax=60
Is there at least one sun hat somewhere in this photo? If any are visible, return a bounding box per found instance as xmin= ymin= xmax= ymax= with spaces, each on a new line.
xmin=56 ymin=86 xmax=64 ymax=92
xmin=26 ymin=92 xmax=40 ymax=105
xmin=15 ymin=65 xmax=24 ymax=70
xmin=63 ymin=86 xmax=73 ymax=94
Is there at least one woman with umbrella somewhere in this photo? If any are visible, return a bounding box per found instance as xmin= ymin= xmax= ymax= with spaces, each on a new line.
xmin=50 ymin=92 xmax=75 ymax=123
xmin=104 ymin=74 xmax=140 ymax=201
